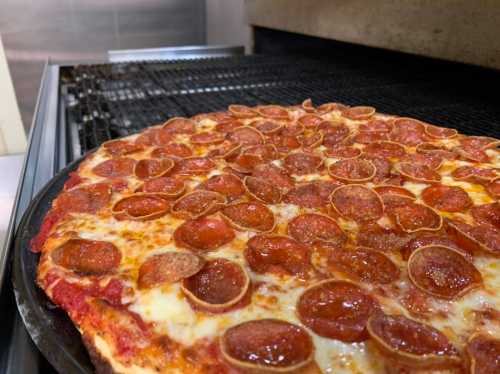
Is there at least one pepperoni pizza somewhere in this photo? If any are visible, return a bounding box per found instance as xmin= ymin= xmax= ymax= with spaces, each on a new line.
xmin=33 ymin=100 xmax=500 ymax=374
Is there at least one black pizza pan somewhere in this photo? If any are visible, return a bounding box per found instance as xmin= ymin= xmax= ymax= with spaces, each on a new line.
xmin=12 ymin=154 xmax=94 ymax=374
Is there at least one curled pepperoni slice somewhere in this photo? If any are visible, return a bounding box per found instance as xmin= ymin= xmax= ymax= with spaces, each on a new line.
xmin=318 ymin=102 xmax=349 ymax=114
xmin=356 ymin=223 xmax=412 ymax=252
xmin=322 ymin=124 xmax=350 ymax=147
xmin=408 ymin=245 xmax=482 ymax=299
xmin=245 ymin=235 xmax=311 ymax=277
xmin=244 ymin=176 xmax=281 ymax=204
xmin=417 ymin=142 xmax=457 ymax=159
xmin=138 ymin=252 xmax=204 ymax=289
xmin=421 ymin=184 xmax=472 ymax=212
xmin=270 ymin=133 xmax=301 ymax=153
xmin=401 ymin=153 xmax=443 ymax=170
xmin=172 ymin=191 xmax=226 ymax=219
xmin=396 ymin=162 xmax=441 ymax=183
xmin=231 ymin=153 xmax=263 ymax=173
xmin=299 ymin=132 xmax=323 ymax=148
xmin=373 ymin=185 xmax=416 ymax=199
xmin=134 ymin=158 xmax=174 ymax=180
xmin=452 ymin=166 xmax=497 ymax=183
xmin=363 ymin=141 xmax=406 ymax=158
xmin=352 ymin=131 xmax=389 ymax=144
xmin=257 ymin=105 xmax=290 ymax=120
xmin=174 ymin=217 xmax=235 ymax=252
xmin=460 ymin=136 xmax=499 ymax=151
xmin=342 ymin=106 xmax=375 ymax=120
xmin=252 ymin=163 xmax=294 ymax=192
xmin=172 ymin=157 xmax=215 ymax=175
xmin=55 ymin=183 xmax=111 ymax=214
xmin=92 ymin=158 xmax=136 ymax=178
xmin=162 ymin=117 xmax=196 ymax=134
xmin=298 ymin=114 xmax=323 ymax=128
xmin=425 ymin=125 xmax=457 ymax=139
xmin=221 ymin=202 xmax=275 ymax=232
xmin=140 ymin=177 xmax=185 ymax=197
xmin=103 ymin=140 xmax=144 ymax=157
xmin=466 ymin=333 xmax=500 ymax=374
xmin=228 ymin=104 xmax=258 ymax=119
xmin=243 ymin=144 xmax=279 ymax=162
xmin=254 ymin=120 xmax=283 ymax=134
xmin=207 ymin=142 xmax=241 ymax=160
xmin=285 ymin=181 xmax=340 ymax=209
xmin=301 ymin=98 xmax=315 ymax=112
xmin=192 ymin=111 xmax=234 ymax=124
xmin=215 ymin=120 xmax=244 ymax=134
xmin=392 ymin=201 xmax=442 ymax=233
xmin=151 ymin=143 xmax=193 ymax=159
xmin=367 ymin=314 xmax=460 ymax=369
xmin=446 ymin=219 xmax=500 ymax=257
xmin=400 ymin=235 xmax=466 ymax=261
xmin=135 ymin=127 xmax=173 ymax=146
xmin=328 ymin=158 xmax=376 ymax=182
xmin=486 ymin=178 xmax=500 ymax=199
xmin=297 ymin=280 xmax=379 ymax=342
xmin=280 ymin=122 xmax=305 ymax=137
xmin=199 ymin=174 xmax=245 ymax=200
xmin=324 ymin=145 xmax=361 ymax=159
xmin=390 ymin=118 xmax=427 ymax=146
xmin=359 ymin=119 xmax=393 ymax=133
xmin=221 ymin=319 xmax=314 ymax=371
xmin=288 ymin=213 xmax=346 ymax=247
xmin=112 ymin=194 xmax=170 ymax=221
xmin=362 ymin=155 xmax=392 ymax=183
xmin=331 ymin=185 xmax=384 ymax=222
xmin=329 ymin=247 xmax=400 ymax=284
xmin=190 ymin=131 xmax=225 ymax=145
xmin=182 ymin=259 xmax=249 ymax=312
xmin=227 ymin=126 xmax=264 ymax=146
xmin=471 ymin=202 xmax=500 ymax=229
xmin=51 ymin=239 xmax=121 ymax=275
xmin=283 ymin=152 xmax=322 ymax=175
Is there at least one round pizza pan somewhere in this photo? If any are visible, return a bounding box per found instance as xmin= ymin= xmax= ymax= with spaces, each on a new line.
xmin=12 ymin=154 xmax=94 ymax=374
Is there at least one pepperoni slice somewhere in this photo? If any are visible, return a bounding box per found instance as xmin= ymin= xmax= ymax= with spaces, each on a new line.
xmin=328 ymin=158 xmax=375 ymax=182
xmin=460 ymin=136 xmax=499 ymax=151
xmin=391 ymin=201 xmax=442 ymax=232
xmin=151 ymin=143 xmax=193 ymax=159
xmin=329 ymin=247 xmax=400 ymax=284
xmin=252 ymin=163 xmax=295 ymax=192
xmin=171 ymin=157 xmax=215 ymax=175
xmin=55 ymin=183 xmax=111 ymax=214
xmin=486 ymin=177 xmax=500 ymax=199
xmin=245 ymin=235 xmax=311 ymax=277
xmin=452 ymin=166 xmax=497 ymax=183
xmin=190 ymin=132 xmax=225 ymax=145
xmin=221 ymin=202 xmax=275 ymax=232
xmin=280 ymin=122 xmax=305 ymax=137
xmin=298 ymin=114 xmax=323 ymax=129
xmin=254 ymin=120 xmax=283 ymax=134
xmin=182 ymin=259 xmax=249 ymax=312
xmin=207 ymin=142 xmax=241 ymax=160
xmin=270 ymin=133 xmax=301 ymax=152
xmin=134 ymin=158 xmax=174 ymax=180
xmin=227 ymin=126 xmax=264 ymax=146
xmin=356 ymin=223 xmax=412 ymax=252
xmin=103 ymin=140 xmax=144 ymax=157
xmin=359 ymin=119 xmax=393 ymax=133
xmin=322 ymin=124 xmax=350 ymax=147
xmin=297 ymin=280 xmax=379 ymax=342
xmin=324 ymin=145 xmax=361 ymax=159
xmin=318 ymin=102 xmax=349 ymax=114
xmin=242 ymin=144 xmax=279 ymax=162
xmin=363 ymin=141 xmax=406 ymax=158
xmin=215 ymin=120 xmax=244 ymax=134
xmin=92 ymin=158 xmax=136 ymax=178
xmin=220 ymin=319 xmax=314 ymax=371
xmin=112 ymin=194 xmax=170 ymax=221
xmin=51 ymin=239 xmax=121 ymax=275
xmin=257 ymin=105 xmax=290 ymax=120
xmin=172 ymin=191 xmax=226 ymax=219
xmin=230 ymin=153 xmax=263 ymax=173
xmin=285 ymin=181 xmax=340 ymax=208
xmin=243 ymin=176 xmax=281 ymax=204
xmin=288 ymin=213 xmax=346 ymax=247
xmin=373 ymin=185 xmax=416 ymax=199
xmin=408 ymin=245 xmax=482 ymax=299
xmin=299 ymin=132 xmax=323 ymax=148
xmin=396 ymin=162 xmax=441 ymax=183
xmin=421 ymin=184 xmax=472 ymax=212
xmin=390 ymin=118 xmax=428 ymax=146
xmin=456 ymin=147 xmax=491 ymax=163
xmin=192 ymin=111 xmax=234 ymax=124
xmin=135 ymin=127 xmax=173 ymax=146
xmin=199 ymin=174 xmax=245 ymax=200
xmin=416 ymin=142 xmax=457 ymax=159
xmin=228 ymin=104 xmax=258 ymax=119
xmin=342 ymin=106 xmax=375 ymax=120
xmin=362 ymin=155 xmax=392 ymax=183
xmin=471 ymin=202 xmax=500 ymax=229
xmin=162 ymin=117 xmax=196 ymax=134
xmin=138 ymin=252 xmax=204 ymax=289
xmin=466 ymin=334 xmax=500 ymax=374
xmin=425 ymin=125 xmax=457 ymax=139
xmin=283 ymin=152 xmax=322 ymax=175
xmin=140 ymin=177 xmax=185 ymax=197
xmin=446 ymin=219 xmax=500 ymax=257
xmin=352 ymin=131 xmax=389 ymax=144
xmin=367 ymin=314 xmax=460 ymax=369
xmin=331 ymin=185 xmax=383 ymax=222
xmin=300 ymin=98 xmax=314 ymax=112
xmin=401 ymin=153 xmax=443 ymax=170
xmin=400 ymin=235 xmax=466 ymax=261
xmin=174 ymin=217 xmax=235 ymax=252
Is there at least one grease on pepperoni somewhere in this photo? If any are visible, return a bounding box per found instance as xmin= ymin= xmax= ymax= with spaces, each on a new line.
xmin=283 ymin=152 xmax=322 ymax=175
xmin=471 ymin=202 xmax=500 ymax=229
xmin=328 ymin=158 xmax=376 ymax=182
xmin=363 ymin=141 xmax=406 ymax=158
xmin=140 ymin=177 xmax=185 ymax=197
xmin=400 ymin=234 xmax=467 ymax=261
xmin=331 ymin=185 xmax=384 ymax=222
xmin=54 ymin=183 xmax=111 ymax=214
xmin=298 ymin=114 xmax=323 ymax=129
xmin=199 ymin=174 xmax=245 ymax=200
xmin=288 ymin=213 xmax=346 ymax=247
xmin=421 ymin=184 xmax=472 ymax=212
xmin=391 ymin=201 xmax=442 ymax=233
xmin=103 ymin=140 xmax=144 ymax=157
xmin=297 ymin=280 xmax=379 ymax=342
xmin=134 ymin=158 xmax=174 ymax=180
xmin=254 ymin=120 xmax=283 ymax=135
xmin=396 ymin=162 xmax=441 ymax=183
xmin=227 ymin=126 xmax=264 ymax=146
xmin=356 ymin=223 xmax=412 ymax=252
xmin=243 ymin=176 xmax=282 ymax=204
xmin=171 ymin=157 xmax=215 ymax=175
xmin=324 ymin=145 xmax=361 ymax=159
xmin=452 ymin=166 xmax=497 ymax=183
xmin=162 ymin=117 xmax=196 ymax=134
xmin=174 ymin=217 xmax=235 ymax=252
xmin=285 ymin=181 xmax=340 ymax=209
xmin=51 ymin=239 xmax=121 ymax=275
xmin=390 ymin=118 xmax=428 ymax=146
xmin=138 ymin=252 xmax=204 ymax=289
xmin=466 ymin=333 xmax=500 ymax=374
xmin=446 ymin=219 xmax=500 ymax=257
xmin=321 ymin=124 xmax=350 ymax=147
xmin=252 ymin=163 xmax=295 ymax=192
xmin=172 ymin=190 xmax=226 ymax=219
xmin=151 ymin=144 xmax=193 ymax=159
xmin=221 ymin=202 xmax=275 ymax=232
xmin=92 ymin=158 xmax=136 ymax=178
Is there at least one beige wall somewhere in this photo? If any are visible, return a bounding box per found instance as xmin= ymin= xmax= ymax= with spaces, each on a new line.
xmin=246 ymin=0 xmax=500 ymax=70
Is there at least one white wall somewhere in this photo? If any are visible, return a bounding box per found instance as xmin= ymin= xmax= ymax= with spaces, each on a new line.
xmin=206 ymin=0 xmax=250 ymax=51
